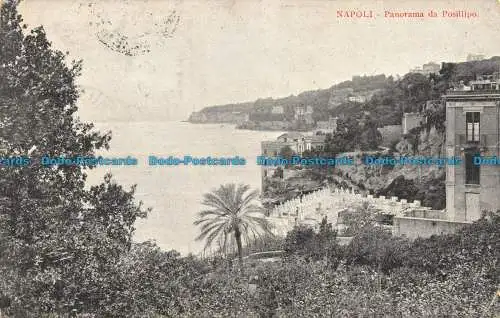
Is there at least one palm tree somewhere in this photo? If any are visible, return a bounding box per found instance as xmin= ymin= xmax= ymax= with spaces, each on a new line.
xmin=193 ymin=183 xmax=272 ymax=270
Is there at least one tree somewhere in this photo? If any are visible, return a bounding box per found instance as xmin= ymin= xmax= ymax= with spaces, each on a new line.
xmin=193 ymin=184 xmax=272 ymax=270
xmin=0 ymin=2 xmax=149 ymax=315
xmin=279 ymin=145 xmax=295 ymax=161
xmin=324 ymin=117 xmax=358 ymax=155
xmin=283 ymin=217 xmax=340 ymax=265
xmin=283 ymin=224 xmax=315 ymax=256
xmin=344 ymin=225 xmax=409 ymax=274
xmin=397 ymin=73 xmax=432 ymax=113
xmin=272 ymin=166 xmax=284 ymax=179
xmin=358 ymin=114 xmax=382 ymax=150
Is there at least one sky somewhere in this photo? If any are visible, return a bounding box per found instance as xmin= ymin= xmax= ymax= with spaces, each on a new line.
xmin=18 ymin=0 xmax=500 ymax=122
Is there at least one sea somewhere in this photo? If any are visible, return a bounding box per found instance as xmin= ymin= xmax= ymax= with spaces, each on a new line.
xmin=85 ymin=121 xmax=283 ymax=256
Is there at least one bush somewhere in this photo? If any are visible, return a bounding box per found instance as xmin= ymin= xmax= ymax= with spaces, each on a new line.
xmin=283 ymin=217 xmax=341 ymax=265
xmin=344 ymin=226 xmax=410 ymax=273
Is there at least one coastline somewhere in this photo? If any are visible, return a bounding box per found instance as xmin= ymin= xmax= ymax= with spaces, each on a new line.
xmin=186 ymin=120 xmax=313 ymax=132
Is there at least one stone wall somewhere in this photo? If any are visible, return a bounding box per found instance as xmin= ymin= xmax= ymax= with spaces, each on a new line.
xmin=403 ymin=112 xmax=424 ymax=134
xmin=266 ymin=186 xmax=428 ymax=236
xmin=265 ymin=185 xmax=469 ymax=240
xmin=404 ymin=209 xmax=448 ymax=220
xmin=393 ymin=216 xmax=471 ymax=239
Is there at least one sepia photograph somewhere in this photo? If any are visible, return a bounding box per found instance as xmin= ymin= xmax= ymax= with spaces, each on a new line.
xmin=0 ymin=0 xmax=499 ymax=316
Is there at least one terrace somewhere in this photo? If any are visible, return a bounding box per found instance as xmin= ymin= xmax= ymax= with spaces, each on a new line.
xmin=445 ymin=89 xmax=500 ymax=95
xmin=447 ymin=73 xmax=500 ymax=95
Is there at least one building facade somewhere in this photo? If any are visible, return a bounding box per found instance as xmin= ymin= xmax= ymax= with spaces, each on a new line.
xmin=294 ymin=106 xmax=314 ymax=124
xmin=262 ymin=140 xmax=298 ymax=157
xmin=393 ymin=74 xmax=500 ymax=239
xmin=410 ymin=62 xmax=441 ymax=76
xmin=444 ymin=78 xmax=500 ymax=222
xmin=347 ymin=95 xmax=367 ymax=103
xmin=466 ymin=54 xmax=485 ymax=61
xmin=231 ymin=112 xmax=250 ymax=124
xmin=297 ymin=135 xmax=326 ymax=154
xmin=422 ymin=62 xmax=441 ymax=74
xmin=271 ymin=106 xmax=285 ymax=114
xmin=315 ymin=117 xmax=338 ymax=134
xmin=261 ymin=132 xmax=328 ymax=188
xmin=260 ymin=139 xmax=297 ymax=186
xmin=276 ymin=132 xmax=304 ymax=145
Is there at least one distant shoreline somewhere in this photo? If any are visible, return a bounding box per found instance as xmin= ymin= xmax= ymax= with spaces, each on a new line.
xmin=185 ymin=120 xmax=312 ymax=133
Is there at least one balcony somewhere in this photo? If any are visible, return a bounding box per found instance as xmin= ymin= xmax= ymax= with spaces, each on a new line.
xmin=456 ymin=134 xmax=489 ymax=151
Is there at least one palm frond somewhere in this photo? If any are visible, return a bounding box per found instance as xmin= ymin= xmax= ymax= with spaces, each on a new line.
xmin=195 ymin=221 xmax=226 ymax=242
xmin=196 ymin=218 xmax=227 ymax=234
xmin=202 ymin=192 xmax=233 ymax=214
xmin=234 ymin=184 xmax=251 ymax=205
xmin=202 ymin=224 xmax=227 ymax=252
xmin=193 ymin=209 xmax=229 ymax=226
xmin=193 ymin=183 xmax=272 ymax=257
xmin=240 ymin=222 xmax=259 ymax=245
xmin=238 ymin=189 xmax=260 ymax=210
xmin=196 ymin=209 xmax=228 ymax=218
xmin=240 ymin=203 xmax=265 ymax=216
xmin=244 ymin=216 xmax=273 ymax=236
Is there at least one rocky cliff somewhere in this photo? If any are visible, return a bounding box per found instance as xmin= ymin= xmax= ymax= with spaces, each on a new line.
xmin=332 ymin=124 xmax=447 ymax=209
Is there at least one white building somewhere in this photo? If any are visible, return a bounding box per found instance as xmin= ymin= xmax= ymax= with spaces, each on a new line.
xmin=347 ymin=95 xmax=367 ymax=103
xmin=271 ymin=106 xmax=284 ymax=114
xmin=315 ymin=117 xmax=338 ymax=134
xmin=297 ymin=135 xmax=326 ymax=154
xmin=294 ymin=106 xmax=314 ymax=124
xmin=466 ymin=54 xmax=485 ymax=61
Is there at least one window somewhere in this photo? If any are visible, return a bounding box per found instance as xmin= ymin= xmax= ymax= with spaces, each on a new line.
xmin=465 ymin=151 xmax=480 ymax=185
xmin=466 ymin=112 xmax=480 ymax=142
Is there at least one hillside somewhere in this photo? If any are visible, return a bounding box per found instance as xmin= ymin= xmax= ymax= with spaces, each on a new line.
xmin=188 ymin=74 xmax=388 ymax=126
xmin=188 ymin=57 xmax=500 ymax=130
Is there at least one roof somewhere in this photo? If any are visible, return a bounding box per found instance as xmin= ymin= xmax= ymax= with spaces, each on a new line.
xmin=306 ymin=135 xmax=327 ymax=142
xmin=277 ymin=132 xmax=305 ymax=140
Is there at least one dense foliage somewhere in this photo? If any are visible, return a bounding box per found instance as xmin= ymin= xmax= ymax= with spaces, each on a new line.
xmin=180 ymin=213 xmax=499 ymax=317
xmin=322 ymin=113 xmax=382 ymax=155
xmin=0 ymin=2 xmax=150 ymax=316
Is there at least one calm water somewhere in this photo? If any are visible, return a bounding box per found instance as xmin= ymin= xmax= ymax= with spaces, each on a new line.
xmin=85 ymin=121 xmax=282 ymax=255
